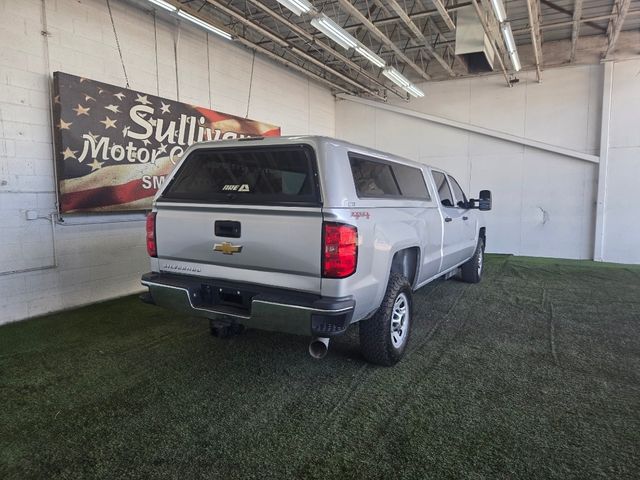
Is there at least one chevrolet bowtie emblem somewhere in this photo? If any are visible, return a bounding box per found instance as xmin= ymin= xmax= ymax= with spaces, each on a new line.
xmin=213 ymin=242 xmax=243 ymax=255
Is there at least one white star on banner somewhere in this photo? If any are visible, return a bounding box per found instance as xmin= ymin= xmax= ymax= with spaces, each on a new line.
xmin=160 ymin=102 xmax=171 ymax=114
xmin=105 ymin=104 xmax=120 ymax=113
xmin=157 ymin=143 xmax=167 ymax=154
xmin=114 ymin=92 xmax=126 ymax=101
xmin=88 ymin=158 xmax=104 ymax=171
xmin=87 ymin=131 xmax=100 ymax=142
xmin=100 ymin=116 xmax=117 ymax=129
xmin=58 ymin=119 xmax=72 ymax=130
xmin=73 ymin=104 xmax=90 ymax=116
xmin=135 ymin=94 xmax=151 ymax=105
xmin=62 ymin=147 xmax=77 ymax=160
xmin=84 ymin=94 xmax=95 ymax=102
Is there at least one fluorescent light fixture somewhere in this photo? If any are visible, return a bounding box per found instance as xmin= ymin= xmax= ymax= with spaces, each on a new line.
xmin=489 ymin=0 xmax=506 ymax=23
xmin=509 ymin=50 xmax=521 ymax=72
xmin=383 ymin=67 xmax=424 ymax=97
xmin=404 ymin=84 xmax=425 ymax=98
xmin=178 ymin=10 xmax=233 ymax=40
xmin=355 ymin=46 xmax=385 ymax=68
xmin=148 ymin=0 xmax=177 ymax=12
xmin=383 ymin=67 xmax=411 ymax=87
xmin=500 ymin=22 xmax=516 ymax=53
xmin=310 ymin=15 xmax=358 ymax=50
xmin=274 ymin=0 xmax=313 ymax=16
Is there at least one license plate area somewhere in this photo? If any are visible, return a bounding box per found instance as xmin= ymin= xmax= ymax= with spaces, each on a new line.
xmin=199 ymin=284 xmax=254 ymax=312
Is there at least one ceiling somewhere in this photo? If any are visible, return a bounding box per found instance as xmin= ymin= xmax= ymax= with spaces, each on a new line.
xmin=145 ymin=0 xmax=640 ymax=99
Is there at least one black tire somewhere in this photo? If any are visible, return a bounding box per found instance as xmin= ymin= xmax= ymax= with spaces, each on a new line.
xmin=460 ymin=238 xmax=484 ymax=284
xmin=359 ymin=273 xmax=413 ymax=366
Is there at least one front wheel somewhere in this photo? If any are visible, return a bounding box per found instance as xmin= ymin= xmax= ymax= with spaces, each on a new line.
xmin=460 ymin=238 xmax=484 ymax=284
xmin=359 ymin=273 xmax=412 ymax=366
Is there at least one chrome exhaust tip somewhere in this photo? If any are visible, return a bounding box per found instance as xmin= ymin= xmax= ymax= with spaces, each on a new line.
xmin=308 ymin=337 xmax=330 ymax=359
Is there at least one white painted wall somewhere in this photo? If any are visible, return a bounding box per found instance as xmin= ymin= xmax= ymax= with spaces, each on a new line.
xmin=0 ymin=0 xmax=335 ymax=324
xmin=337 ymin=61 xmax=640 ymax=264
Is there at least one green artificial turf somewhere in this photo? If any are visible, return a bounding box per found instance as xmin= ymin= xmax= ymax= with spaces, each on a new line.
xmin=1 ymin=255 xmax=639 ymax=479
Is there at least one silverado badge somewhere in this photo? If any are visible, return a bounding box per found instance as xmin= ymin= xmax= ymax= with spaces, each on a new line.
xmin=214 ymin=242 xmax=243 ymax=255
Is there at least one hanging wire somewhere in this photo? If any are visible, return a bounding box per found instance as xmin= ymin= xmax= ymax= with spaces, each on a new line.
xmin=206 ymin=32 xmax=212 ymax=109
xmin=245 ymin=51 xmax=256 ymax=118
xmin=174 ymin=20 xmax=181 ymax=101
xmin=106 ymin=0 xmax=130 ymax=88
xmin=153 ymin=10 xmax=160 ymax=95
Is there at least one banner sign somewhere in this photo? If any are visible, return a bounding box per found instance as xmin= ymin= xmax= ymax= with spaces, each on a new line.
xmin=52 ymin=72 xmax=280 ymax=213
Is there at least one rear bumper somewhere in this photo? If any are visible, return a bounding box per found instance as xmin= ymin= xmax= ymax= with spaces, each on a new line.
xmin=141 ymin=272 xmax=355 ymax=337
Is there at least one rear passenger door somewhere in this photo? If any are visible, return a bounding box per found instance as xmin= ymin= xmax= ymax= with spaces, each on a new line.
xmin=431 ymin=170 xmax=467 ymax=270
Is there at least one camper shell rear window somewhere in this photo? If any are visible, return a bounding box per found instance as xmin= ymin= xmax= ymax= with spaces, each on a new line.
xmin=161 ymin=144 xmax=321 ymax=206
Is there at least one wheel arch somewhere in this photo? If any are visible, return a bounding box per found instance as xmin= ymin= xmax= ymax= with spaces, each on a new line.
xmin=390 ymin=246 xmax=420 ymax=289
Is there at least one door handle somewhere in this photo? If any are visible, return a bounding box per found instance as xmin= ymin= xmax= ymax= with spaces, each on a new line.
xmin=444 ymin=217 xmax=452 ymax=223
xmin=215 ymin=220 xmax=241 ymax=238
xmin=462 ymin=216 xmax=469 ymax=221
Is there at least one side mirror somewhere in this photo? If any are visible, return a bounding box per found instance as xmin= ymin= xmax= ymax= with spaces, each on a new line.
xmin=478 ymin=190 xmax=492 ymax=211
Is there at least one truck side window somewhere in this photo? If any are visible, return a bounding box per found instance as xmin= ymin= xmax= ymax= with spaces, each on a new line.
xmin=350 ymin=156 xmax=400 ymax=197
xmin=392 ymin=164 xmax=431 ymax=200
xmin=431 ymin=171 xmax=455 ymax=208
xmin=448 ymin=175 xmax=468 ymax=208
xmin=349 ymin=154 xmax=430 ymax=200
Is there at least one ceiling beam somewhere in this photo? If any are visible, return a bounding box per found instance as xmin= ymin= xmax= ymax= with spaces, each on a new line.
xmin=335 ymin=0 xmax=432 ymax=81
xmin=383 ymin=0 xmax=456 ymax=76
xmin=603 ymin=0 xmax=632 ymax=58
xmin=473 ymin=0 xmax=511 ymax=87
xmin=525 ymin=0 xmax=543 ymax=81
xmin=165 ymin=1 xmax=353 ymax=95
xmin=430 ymin=0 xmax=456 ymax=31
xmin=202 ymin=0 xmax=384 ymax=98
xmin=570 ymin=0 xmax=583 ymax=62
xmin=513 ymin=9 xmax=640 ymax=35
xmin=540 ymin=0 xmax=606 ymax=32
xmin=245 ymin=0 xmax=406 ymax=99
xmin=343 ymin=3 xmax=471 ymax=32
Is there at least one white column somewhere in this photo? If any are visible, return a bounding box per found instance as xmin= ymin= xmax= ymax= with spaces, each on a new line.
xmin=593 ymin=61 xmax=614 ymax=261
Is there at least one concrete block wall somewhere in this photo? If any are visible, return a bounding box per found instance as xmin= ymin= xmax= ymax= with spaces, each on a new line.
xmin=0 ymin=0 xmax=335 ymax=325
xmin=336 ymin=64 xmax=615 ymax=261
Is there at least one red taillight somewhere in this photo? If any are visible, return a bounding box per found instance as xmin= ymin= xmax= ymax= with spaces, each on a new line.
xmin=322 ymin=222 xmax=358 ymax=278
xmin=146 ymin=212 xmax=157 ymax=257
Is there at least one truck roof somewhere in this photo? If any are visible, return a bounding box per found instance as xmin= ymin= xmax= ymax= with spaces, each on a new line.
xmin=187 ymin=135 xmax=445 ymax=175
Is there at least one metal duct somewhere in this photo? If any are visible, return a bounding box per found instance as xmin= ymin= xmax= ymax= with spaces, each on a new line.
xmin=455 ymin=5 xmax=495 ymax=73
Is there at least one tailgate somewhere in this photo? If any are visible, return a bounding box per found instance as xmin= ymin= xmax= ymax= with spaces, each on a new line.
xmin=155 ymin=205 xmax=322 ymax=293
xmin=153 ymin=143 xmax=323 ymax=293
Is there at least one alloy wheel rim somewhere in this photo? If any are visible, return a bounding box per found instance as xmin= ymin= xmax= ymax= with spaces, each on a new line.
xmin=390 ymin=293 xmax=409 ymax=348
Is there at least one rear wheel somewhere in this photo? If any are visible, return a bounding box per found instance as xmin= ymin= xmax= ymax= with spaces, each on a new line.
xmin=359 ymin=273 xmax=412 ymax=366
xmin=460 ymin=238 xmax=484 ymax=284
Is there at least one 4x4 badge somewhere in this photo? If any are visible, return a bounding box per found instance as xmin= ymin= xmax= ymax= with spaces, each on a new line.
xmin=213 ymin=242 xmax=243 ymax=255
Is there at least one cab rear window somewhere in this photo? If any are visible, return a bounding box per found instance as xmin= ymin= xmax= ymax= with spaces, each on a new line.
xmin=161 ymin=145 xmax=320 ymax=206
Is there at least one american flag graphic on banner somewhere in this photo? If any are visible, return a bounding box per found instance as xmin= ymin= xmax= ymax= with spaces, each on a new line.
xmin=52 ymin=72 xmax=281 ymax=213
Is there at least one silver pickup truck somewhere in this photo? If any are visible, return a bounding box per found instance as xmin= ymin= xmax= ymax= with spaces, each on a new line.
xmin=141 ymin=136 xmax=491 ymax=365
